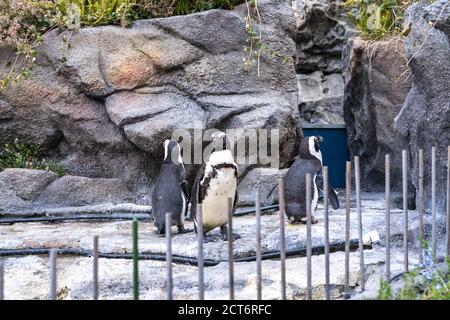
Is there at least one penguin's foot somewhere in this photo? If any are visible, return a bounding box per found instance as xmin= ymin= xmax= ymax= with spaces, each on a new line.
xmin=220 ymin=225 xmax=241 ymax=241
xmin=155 ymin=226 xmax=167 ymax=237
xmin=177 ymin=225 xmax=193 ymax=234
xmin=204 ymin=235 xmax=220 ymax=243
xmin=299 ymin=216 xmax=319 ymax=224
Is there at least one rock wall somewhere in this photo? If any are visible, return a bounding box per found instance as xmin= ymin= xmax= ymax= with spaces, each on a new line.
xmin=0 ymin=0 xmax=299 ymax=212
xmin=293 ymin=0 xmax=356 ymax=124
xmin=395 ymin=0 xmax=450 ymax=216
xmin=344 ymin=38 xmax=412 ymax=194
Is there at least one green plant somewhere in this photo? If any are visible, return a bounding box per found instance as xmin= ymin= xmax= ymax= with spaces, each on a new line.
xmin=377 ymin=278 xmax=393 ymax=300
xmin=344 ymin=0 xmax=415 ymax=40
xmin=243 ymin=0 xmax=290 ymax=76
xmin=0 ymin=139 xmax=64 ymax=176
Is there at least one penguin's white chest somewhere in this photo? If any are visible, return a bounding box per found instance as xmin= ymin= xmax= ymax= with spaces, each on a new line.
xmin=311 ymin=174 xmax=319 ymax=215
xmin=202 ymin=168 xmax=237 ymax=231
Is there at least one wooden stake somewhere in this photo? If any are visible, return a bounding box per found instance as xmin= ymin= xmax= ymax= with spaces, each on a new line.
xmin=355 ymin=156 xmax=365 ymax=291
xmin=402 ymin=150 xmax=409 ymax=273
xmin=278 ymin=178 xmax=287 ymax=300
xmin=227 ymin=198 xmax=234 ymax=300
xmin=431 ymin=146 xmax=437 ymax=259
xmin=49 ymin=249 xmax=57 ymax=300
xmin=166 ymin=212 xmax=173 ymax=300
xmin=385 ymin=154 xmax=391 ymax=279
xmin=418 ymin=149 xmax=424 ymax=264
xmin=306 ymin=174 xmax=312 ymax=300
xmin=345 ymin=161 xmax=351 ymax=291
xmin=132 ymin=218 xmax=139 ymax=300
xmin=323 ymin=167 xmax=330 ymax=300
xmin=255 ymin=189 xmax=262 ymax=300
xmin=93 ymin=235 xmax=99 ymax=300
xmin=197 ymin=204 xmax=204 ymax=300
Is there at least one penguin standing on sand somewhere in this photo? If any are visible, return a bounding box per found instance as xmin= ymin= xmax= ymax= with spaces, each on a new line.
xmin=190 ymin=131 xmax=240 ymax=241
xmin=151 ymin=139 xmax=190 ymax=235
xmin=284 ymin=136 xmax=339 ymax=224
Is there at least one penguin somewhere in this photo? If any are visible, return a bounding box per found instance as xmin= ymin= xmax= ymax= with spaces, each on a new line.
xmin=190 ymin=131 xmax=240 ymax=241
xmin=151 ymin=139 xmax=190 ymax=235
xmin=284 ymin=135 xmax=339 ymax=224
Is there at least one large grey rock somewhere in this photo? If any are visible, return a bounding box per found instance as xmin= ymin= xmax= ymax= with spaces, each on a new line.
xmin=36 ymin=176 xmax=135 ymax=208
xmin=0 ymin=169 xmax=135 ymax=214
xmin=0 ymin=1 xmax=300 ymax=211
xmin=395 ymin=0 xmax=450 ymax=218
xmin=0 ymin=169 xmax=57 ymax=201
xmin=344 ymin=38 xmax=412 ymax=194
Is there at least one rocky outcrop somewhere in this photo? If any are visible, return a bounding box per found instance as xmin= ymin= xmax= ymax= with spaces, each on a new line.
xmin=0 ymin=1 xmax=299 ymax=211
xmin=395 ymin=0 xmax=450 ymax=216
xmin=344 ymin=38 xmax=412 ymax=194
xmin=293 ymin=0 xmax=356 ymax=124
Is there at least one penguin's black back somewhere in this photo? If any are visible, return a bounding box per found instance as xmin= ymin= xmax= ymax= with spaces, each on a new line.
xmin=284 ymin=158 xmax=322 ymax=220
xmin=151 ymin=163 xmax=186 ymax=232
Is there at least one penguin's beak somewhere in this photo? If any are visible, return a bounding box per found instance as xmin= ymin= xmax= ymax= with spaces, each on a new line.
xmin=316 ymin=136 xmax=324 ymax=142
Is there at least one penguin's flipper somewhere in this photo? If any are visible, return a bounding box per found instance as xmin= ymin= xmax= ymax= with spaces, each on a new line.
xmin=329 ymin=188 xmax=340 ymax=209
xmin=315 ymin=170 xmax=340 ymax=209
xmin=189 ymin=163 xmax=206 ymax=223
xmin=232 ymin=190 xmax=239 ymax=214
xmin=180 ymin=180 xmax=190 ymax=202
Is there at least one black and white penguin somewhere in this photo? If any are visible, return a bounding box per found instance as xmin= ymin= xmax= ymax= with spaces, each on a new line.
xmin=190 ymin=131 xmax=240 ymax=241
xmin=284 ymin=136 xmax=339 ymax=224
xmin=151 ymin=139 xmax=190 ymax=235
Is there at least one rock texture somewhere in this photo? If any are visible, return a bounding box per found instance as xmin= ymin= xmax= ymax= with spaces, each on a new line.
xmin=297 ymin=71 xmax=345 ymax=124
xmin=237 ymin=168 xmax=287 ymax=206
xmin=293 ymin=0 xmax=356 ymax=124
xmin=395 ymin=0 xmax=450 ymax=217
xmin=344 ymin=38 xmax=412 ymax=194
xmin=0 ymin=1 xmax=299 ymax=211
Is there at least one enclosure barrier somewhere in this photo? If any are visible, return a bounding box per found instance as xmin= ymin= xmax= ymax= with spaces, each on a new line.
xmin=0 ymin=147 xmax=449 ymax=300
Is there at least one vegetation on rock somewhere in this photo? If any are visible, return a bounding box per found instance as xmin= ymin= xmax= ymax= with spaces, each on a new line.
xmin=0 ymin=139 xmax=64 ymax=176
xmin=377 ymin=256 xmax=450 ymax=300
xmin=345 ymin=0 xmax=421 ymax=40
xmin=0 ymin=0 xmax=245 ymax=89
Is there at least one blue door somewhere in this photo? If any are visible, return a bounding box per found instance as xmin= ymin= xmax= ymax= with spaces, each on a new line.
xmin=302 ymin=125 xmax=350 ymax=188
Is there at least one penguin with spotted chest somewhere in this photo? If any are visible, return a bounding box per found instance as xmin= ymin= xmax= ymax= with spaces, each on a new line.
xmin=284 ymin=136 xmax=340 ymax=224
xmin=190 ymin=131 xmax=240 ymax=241
xmin=151 ymin=139 xmax=190 ymax=235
